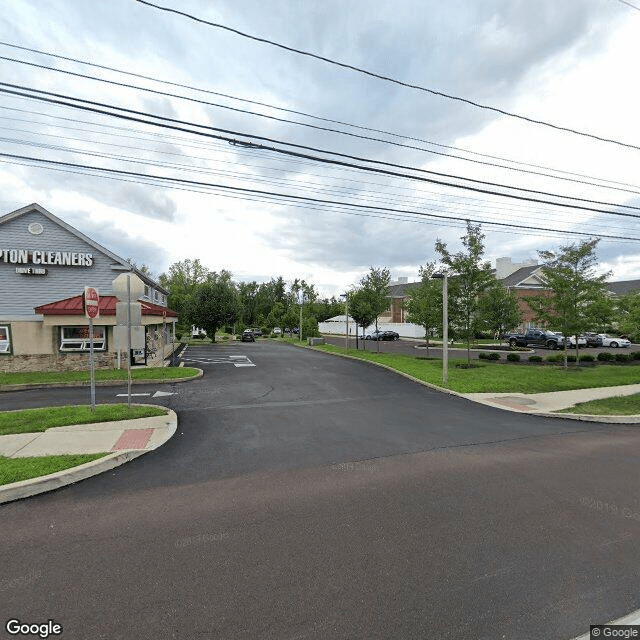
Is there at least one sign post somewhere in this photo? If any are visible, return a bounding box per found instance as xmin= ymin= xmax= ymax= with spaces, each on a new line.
xmin=112 ymin=273 xmax=145 ymax=409
xmin=84 ymin=287 xmax=100 ymax=412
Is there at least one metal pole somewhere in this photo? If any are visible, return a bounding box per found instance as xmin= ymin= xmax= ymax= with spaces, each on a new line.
xmin=89 ymin=316 xmax=96 ymax=412
xmin=344 ymin=293 xmax=349 ymax=351
xmin=442 ymin=274 xmax=448 ymax=386
xmin=127 ymin=275 xmax=132 ymax=408
xmin=299 ymin=292 xmax=303 ymax=342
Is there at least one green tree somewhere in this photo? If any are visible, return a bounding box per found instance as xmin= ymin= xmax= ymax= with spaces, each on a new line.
xmin=159 ymin=259 xmax=210 ymax=329
xmin=348 ymin=288 xmax=378 ymax=350
xmin=525 ymin=238 xmax=611 ymax=364
xmin=478 ymin=282 xmax=522 ymax=340
xmin=616 ymin=289 xmax=640 ymax=342
xmin=585 ymin=295 xmax=616 ymax=332
xmin=402 ymin=263 xmax=442 ymax=355
xmin=359 ymin=267 xmax=391 ymax=352
xmin=185 ymin=270 xmax=239 ymax=342
xmin=435 ymin=222 xmax=495 ymax=363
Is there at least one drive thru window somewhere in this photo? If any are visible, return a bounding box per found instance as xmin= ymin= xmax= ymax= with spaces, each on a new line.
xmin=59 ymin=326 xmax=106 ymax=351
xmin=0 ymin=325 xmax=11 ymax=353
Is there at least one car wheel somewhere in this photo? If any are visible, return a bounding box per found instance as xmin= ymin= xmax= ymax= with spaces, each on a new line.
xmin=547 ymin=341 xmax=557 ymax=350
xmin=610 ymin=341 xmax=618 ymax=348
xmin=509 ymin=338 xmax=517 ymax=347
xmin=394 ymin=336 xmax=399 ymax=340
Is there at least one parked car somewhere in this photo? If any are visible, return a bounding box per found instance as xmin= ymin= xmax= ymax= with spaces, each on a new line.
xmin=567 ymin=335 xmax=587 ymax=348
xmin=598 ymin=334 xmax=631 ymax=348
xmin=272 ymin=327 xmax=282 ymax=335
xmin=365 ymin=330 xmax=400 ymax=341
xmin=241 ymin=330 xmax=255 ymax=342
xmin=584 ymin=333 xmax=603 ymax=347
xmin=506 ymin=329 xmax=565 ymax=349
xmin=250 ymin=327 xmax=262 ymax=337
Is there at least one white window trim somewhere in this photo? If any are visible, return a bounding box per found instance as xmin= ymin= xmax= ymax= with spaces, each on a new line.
xmin=60 ymin=326 xmax=106 ymax=352
xmin=0 ymin=325 xmax=10 ymax=353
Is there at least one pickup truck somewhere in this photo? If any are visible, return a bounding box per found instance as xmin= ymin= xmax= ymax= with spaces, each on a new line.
xmin=506 ymin=329 xmax=565 ymax=350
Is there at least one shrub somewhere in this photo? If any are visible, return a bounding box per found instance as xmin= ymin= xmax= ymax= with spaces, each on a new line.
xmin=580 ymin=354 xmax=595 ymax=362
xmin=615 ymin=353 xmax=630 ymax=362
xmin=478 ymin=352 xmax=490 ymax=360
xmin=507 ymin=353 xmax=520 ymax=362
xmin=629 ymin=351 xmax=640 ymax=361
xmin=528 ymin=355 xmax=543 ymax=362
xmin=546 ymin=354 xmax=564 ymax=363
xmin=597 ymin=351 xmax=614 ymax=362
xmin=567 ymin=355 xmax=577 ymax=363
xmin=486 ymin=352 xmax=500 ymax=360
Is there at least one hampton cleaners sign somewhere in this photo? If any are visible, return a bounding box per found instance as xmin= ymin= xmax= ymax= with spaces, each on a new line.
xmin=1 ymin=249 xmax=94 ymax=267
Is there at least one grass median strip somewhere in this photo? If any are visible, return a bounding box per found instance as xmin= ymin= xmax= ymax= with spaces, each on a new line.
xmin=0 ymin=453 xmax=109 ymax=485
xmin=0 ymin=404 xmax=167 ymax=436
xmin=313 ymin=344 xmax=640 ymax=394
xmin=0 ymin=367 xmax=200 ymax=386
xmin=559 ymin=394 xmax=640 ymax=415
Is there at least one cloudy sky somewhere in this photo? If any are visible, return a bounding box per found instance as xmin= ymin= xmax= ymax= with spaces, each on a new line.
xmin=1 ymin=0 xmax=639 ymax=296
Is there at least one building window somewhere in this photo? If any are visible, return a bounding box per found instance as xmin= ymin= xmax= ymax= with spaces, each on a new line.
xmin=60 ymin=326 xmax=106 ymax=351
xmin=144 ymin=285 xmax=151 ymax=298
xmin=0 ymin=325 xmax=11 ymax=354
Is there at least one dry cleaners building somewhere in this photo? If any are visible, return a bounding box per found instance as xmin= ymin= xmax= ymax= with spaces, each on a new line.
xmin=0 ymin=203 xmax=178 ymax=372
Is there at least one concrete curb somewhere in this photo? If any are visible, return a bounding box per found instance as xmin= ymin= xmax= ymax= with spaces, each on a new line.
xmin=294 ymin=342 xmax=640 ymax=424
xmin=0 ymin=369 xmax=203 ymax=393
xmin=0 ymin=408 xmax=178 ymax=505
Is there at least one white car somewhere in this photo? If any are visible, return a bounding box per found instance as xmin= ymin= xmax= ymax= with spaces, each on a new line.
xmin=567 ymin=335 xmax=587 ymax=348
xmin=598 ymin=334 xmax=631 ymax=348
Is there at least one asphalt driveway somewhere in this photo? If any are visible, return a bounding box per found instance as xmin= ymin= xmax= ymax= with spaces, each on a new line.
xmin=1 ymin=341 xmax=639 ymax=640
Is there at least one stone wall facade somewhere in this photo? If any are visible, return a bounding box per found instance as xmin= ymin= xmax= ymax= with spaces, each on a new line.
xmin=1 ymin=352 xmax=117 ymax=373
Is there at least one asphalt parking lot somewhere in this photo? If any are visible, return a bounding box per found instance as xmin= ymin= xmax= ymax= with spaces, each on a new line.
xmin=320 ymin=334 xmax=638 ymax=359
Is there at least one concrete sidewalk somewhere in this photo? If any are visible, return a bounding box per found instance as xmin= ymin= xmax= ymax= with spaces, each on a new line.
xmin=464 ymin=383 xmax=640 ymax=423
xmin=0 ymin=409 xmax=177 ymax=504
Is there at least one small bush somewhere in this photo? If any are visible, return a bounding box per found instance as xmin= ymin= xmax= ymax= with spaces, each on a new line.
xmin=580 ymin=354 xmax=595 ymax=362
xmin=487 ymin=352 xmax=500 ymax=360
xmin=567 ymin=355 xmax=577 ymax=363
xmin=615 ymin=353 xmax=630 ymax=362
xmin=597 ymin=351 xmax=615 ymax=361
xmin=528 ymin=355 xmax=543 ymax=362
xmin=629 ymin=351 xmax=640 ymax=361
xmin=507 ymin=353 xmax=520 ymax=362
xmin=478 ymin=352 xmax=490 ymax=360
xmin=546 ymin=354 xmax=564 ymax=363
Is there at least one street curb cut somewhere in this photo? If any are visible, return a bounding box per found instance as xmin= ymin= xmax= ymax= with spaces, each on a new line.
xmin=0 ymin=369 xmax=203 ymax=393
xmin=291 ymin=342 xmax=640 ymax=425
xmin=0 ymin=409 xmax=178 ymax=505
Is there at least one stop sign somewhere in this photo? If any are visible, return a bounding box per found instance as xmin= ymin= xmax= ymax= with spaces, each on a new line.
xmin=84 ymin=287 xmax=100 ymax=319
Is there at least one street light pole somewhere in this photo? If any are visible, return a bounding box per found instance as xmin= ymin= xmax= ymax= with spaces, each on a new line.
xmin=341 ymin=292 xmax=349 ymax=351
xmin=431 ymin=272 xmax=448 ymax=386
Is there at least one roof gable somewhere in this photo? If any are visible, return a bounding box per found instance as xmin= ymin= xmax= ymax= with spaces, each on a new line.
xmin=0 ymin=203 xmax=167 ymax=293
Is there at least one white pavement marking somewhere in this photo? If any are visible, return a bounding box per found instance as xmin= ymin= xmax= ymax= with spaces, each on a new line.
xmin=116 ymin=393 xmax=151 ymax=397
xmin=153 ymin=391 xmax=175 ymax=397
xmin=182 ymin=355 xmax=255 ymax=367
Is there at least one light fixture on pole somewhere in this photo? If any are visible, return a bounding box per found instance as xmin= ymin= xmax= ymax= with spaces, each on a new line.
xmin=431 ymin=272 xmax=448 ymax=385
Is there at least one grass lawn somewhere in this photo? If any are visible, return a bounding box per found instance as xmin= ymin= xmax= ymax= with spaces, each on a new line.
xmin=0 ymin=367 xmax=200 ymax=387
xmin=559 ymin=394 xmax=640 ymax=415
xmin=312 ymin=344 xmax=640 ymax=394
xmin=0 ymin=453 xmax=108 ymax=485
xmin=0 ymin=404 xmax=167 ymax=436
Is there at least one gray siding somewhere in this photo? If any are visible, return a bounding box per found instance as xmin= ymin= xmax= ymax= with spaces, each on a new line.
xmin=0 ymin=209 xmax=130 ymax=319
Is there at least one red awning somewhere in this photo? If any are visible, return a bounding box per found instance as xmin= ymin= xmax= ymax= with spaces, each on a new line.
xmin=35 ymin=294 xmax=178 ymax=317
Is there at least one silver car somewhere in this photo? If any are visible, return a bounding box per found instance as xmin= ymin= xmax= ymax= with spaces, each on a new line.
xmin=598 ymin=334 xmax=631 ymax=348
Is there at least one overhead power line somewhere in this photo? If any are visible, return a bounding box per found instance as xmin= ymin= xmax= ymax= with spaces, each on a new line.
xmin=3 ymin=53 xmax=640 ymax=198
xmin=4 ymin=151 xmax=640 ymax=244
xmin=2 ymin=82 xmax=639 ymax=219
xmin=136 ymin=0 xmax=640 ymax=153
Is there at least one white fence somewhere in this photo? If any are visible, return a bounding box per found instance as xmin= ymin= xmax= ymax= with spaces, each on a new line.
xmin=319 ymin=320 xmax=426 ymax=339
